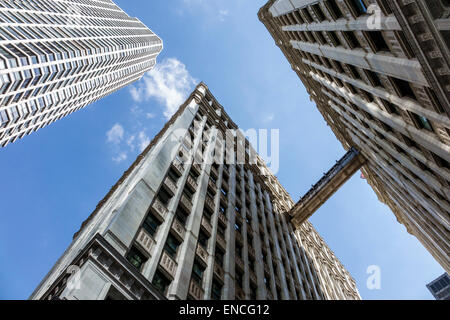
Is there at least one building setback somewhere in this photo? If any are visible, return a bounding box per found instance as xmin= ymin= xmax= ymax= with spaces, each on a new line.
xmin=30 ymin=83 xmax=360 ymax=300
xmin=259 ymin=0 xmax=450 ymax=272
xmin=0 ymin=0 xmax=162 ymax=147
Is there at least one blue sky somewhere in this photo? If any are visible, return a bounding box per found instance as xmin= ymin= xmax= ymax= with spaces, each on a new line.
xmin=0 ymin=0 xmax=444 ymax=300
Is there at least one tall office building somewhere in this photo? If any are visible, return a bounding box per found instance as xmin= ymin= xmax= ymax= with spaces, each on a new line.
xmin=259 ymin=0 xmax=450 ymax=272
xmin=0 ymin=0 xmax=162 ymax=147
xmin=427 ymin=273 xmax=450 ymax=300
xmin=30 ymin=83 xmax=360 ymax=300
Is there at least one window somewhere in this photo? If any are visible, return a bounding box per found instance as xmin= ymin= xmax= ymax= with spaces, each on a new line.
xmin=152 ymin=270 xmax=171 ymax=295
xmin=167 ymin=168 xmax=180 ymax=183
xmin=236 ymin=243 xmax=243 ymax=258
xmin=104 ymin=286 xmax=127 ymax=300
xmin=389 ymin=77 xmax=417 ymax=100
xmin=328 ymin=31 xmax=342 ymax=46
xmin=381 ymin=99 xmax=400 ymax=115
xmin=217 ymin=223 xmax=226 ymax=239
xmin=142 ymin=212 xmax=161 ymax=237
xmin=364 ymin=70 xmax=382 ymax=87
xmin=192 ymin=261 xmax=205 ymax=285
xmin=176 ymin=205 xmax=190 ymax=226
xmin=325 ymin=0 xmax=343 ymax=20
xmin=250 ymin=283 xmax=257 ymax=300
xmin=164 ymin=234 xmax=181 ymax=259
xmin=235 ymin=271 xmax=244 ymax=288
xmin=249 ymin=258 xmax=255 ymax=273
xmin=312 ymin=4 xmax=327 ymax=22
xmin=211 ymin=280 xmax=223 ymax=300
xmin=183 ymin=187 xmax=195 ymax=200
xmin=347 ymin=64 xmax=361 ymax=79
xmin=198 ymin=230 xmax=210 ymax=248
xmin=342 ymin=31 xmax=360 ymax=49
xmin=126 ymin=246 xmax=147 ymax=271
xmin=410 ymin=112 xmax=434 ymax=132
xmin=364 ymin=31 xmax=389 ymax=52
xmin=215 ymin=248 xmax=225 ymax=266
xmin=157 ymin=188 xmax=173 ymax=206
xmin=347 ymin=0 xmax=367 ymax=17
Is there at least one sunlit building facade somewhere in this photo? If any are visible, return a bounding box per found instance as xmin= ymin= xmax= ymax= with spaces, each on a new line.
xmin=0 ymin=0 xmax=162 ymax=147
xmin=259 ymin=0 xmax=450 ymax=272
xmin=30 ymin=83 xmax=360 ymax=300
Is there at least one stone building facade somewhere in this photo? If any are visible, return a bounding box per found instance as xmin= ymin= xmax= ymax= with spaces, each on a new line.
xmin=0 ymin=0 xmax=162 ymax=147
xmin=259 ymin=0 xmax=449 ymax=272
xmin=30 ymin=83 xmax=360 ymax=300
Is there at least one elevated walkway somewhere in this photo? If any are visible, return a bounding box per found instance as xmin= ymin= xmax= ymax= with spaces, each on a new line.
xmin=290 ymin=148 xmax=366 ymax=227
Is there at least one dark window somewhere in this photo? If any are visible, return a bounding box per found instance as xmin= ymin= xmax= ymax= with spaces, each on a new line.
xmin=410 ymin=112 xmax=434 ymax=132
xmin=235 ymin=271 xmax=244 ymax=288
xmin=312 ymin=4 xmax=327 ymax=22
xmin=328 ymin=31 xmax=342 ymax=46
xmin=198 ymin=230 xmax=210 ymax=248
xmin=204 ymin=207 xmax=213 ymax=222
xmin=381 ymin=99 xmax=400 ymax=115
xmin=165 ymin=170 xmax=179 ymax=184
xmin=176 ymin=205 xmax=190 ymax=226
xmin=390 ymin=77 xmax=417 ymax=100
xmin=325 ymin=0 xmax=343 ymax=20
xmin=104 ymin=286 xmax=126 ymax=300
xmin=347 ymin=0 xmax=367 ymax=16
xmin=211 ymin=280 xmax=223 ymax=300
xmin=157 ymin=188 xmax=172 ymax=206
xmin=142 ymin=212 xmax=161 ymax=237
xmin=347 ymin=64 xmax=361 ymax=79
xmin=301 ymin=8 xmax=313 ymax=23
xmin=217 ymin=223 xmax=226 ymax=238
xmin=164 ymin=234 xmax=181 ymax=259
xmin=364 ymin=31 xmax=389 ymax=52
xmin=236 ymin=244 xmax=243 ymax=258
xmin=215 ymin=248 xmax=225 ymax=266
xmin=152 ymin=270 xmax=171 ymax=295
xmin=431 ymin=153 xmax=450 ymax=170
xmin=342 ymin=31 xmax=360 ymax=49
xmin=364 ymin=70 xmax=382 ymax=87
xmin=126 ymin=246 xmax=147 ymax=271
xmin=192 ymin=260 xmax=205 ymax=285
xmin=250 ymin=283 xmax=257 ymax=300
xmin=235 ymin=222 xmax=242 ymax=233
xmin=249 ymin=258 xmax=255 ymax=272
xmin=183 ymin=187 xmax=194 ymax=200
xmin=395 ymin=31 xmax=415 ymax=59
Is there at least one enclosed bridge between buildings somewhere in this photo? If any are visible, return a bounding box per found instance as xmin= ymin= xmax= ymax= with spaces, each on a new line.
xmin=290 ymin=148 xmax=366 ymax=227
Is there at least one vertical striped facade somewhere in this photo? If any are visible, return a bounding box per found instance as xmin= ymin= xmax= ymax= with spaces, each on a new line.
xmin=0 ymin=0 xmax=162 ymax=147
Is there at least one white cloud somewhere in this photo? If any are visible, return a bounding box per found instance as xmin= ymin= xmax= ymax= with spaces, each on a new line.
xmin=129 ymin=58 xmax=197 ymax=119
xmin=180 ymin=0 xmax=230 ymax=22
xmin=137 ymin=131 xmax=150 ymax=152
xmin=262 ymin=113 xmax=275 ymax=123
xmin=106 ymin=123 xmax=124 ymax=145
xmin=219 ymin=9 xmax=229 ymax=21
xmin=112 ymin=152 xmax=127 ymax=163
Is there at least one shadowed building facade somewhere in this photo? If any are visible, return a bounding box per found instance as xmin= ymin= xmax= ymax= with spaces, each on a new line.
xmin=30 ymin=83 xmax=360 ymax=300
xmin=259 ymin=0 xmax=449 ymax=272
xmin=0 ymin=0 xmax=162 ymax=147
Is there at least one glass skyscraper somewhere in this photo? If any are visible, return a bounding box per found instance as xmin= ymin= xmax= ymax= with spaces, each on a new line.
xmin=0 ymin=0 xmax=162 ymax=147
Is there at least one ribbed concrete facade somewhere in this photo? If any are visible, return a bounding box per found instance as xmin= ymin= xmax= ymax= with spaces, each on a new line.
xmin=30 ymin=83 xmax=360 ymax=300
xmin=0 ymin=0 xmax=162 ymax=147
xmin=259 ymin=0 xmax=449 ymax=272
